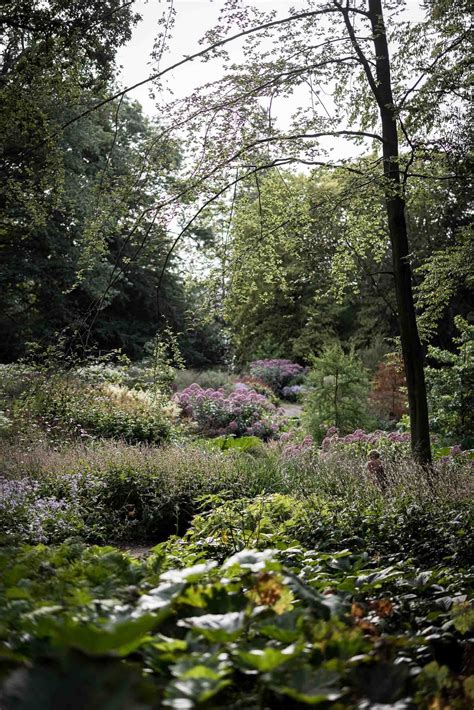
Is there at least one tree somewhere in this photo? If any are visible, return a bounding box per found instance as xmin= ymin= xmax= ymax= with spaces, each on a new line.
xmin=224 ymin=166 xmax=398 ymax=364
xmin=8 ymin=0 xmax=470 ymax=461
xmin=369 ymin=353 xmax=407 ymax=423
xmin=304 ymin=343 xmax=371 ymax=440
xmin=426 ymin=317 xmax=474 ymax=446
xmin=152 ymin=0 xmax=466 ymax=463
xmin=0 ymin=1 xmax=229 ymax=366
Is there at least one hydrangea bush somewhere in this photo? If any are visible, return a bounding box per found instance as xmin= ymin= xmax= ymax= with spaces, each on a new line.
xmin=249 ymin=359 xmax=306 ymax=394
xmin=174 ymin=383 xmax=279 ymax=438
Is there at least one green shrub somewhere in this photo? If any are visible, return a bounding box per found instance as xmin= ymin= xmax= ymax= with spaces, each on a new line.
xmin=14 ymin=377 xmax=173 ymax=445
xmin=426 ymin=316 xmax=474 ymax=446
xmin=174 ymin=368 xmax=236 ymax=392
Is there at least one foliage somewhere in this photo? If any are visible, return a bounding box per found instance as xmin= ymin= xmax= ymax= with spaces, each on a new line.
xmin=13 ymin=375 xmax=174 ymax=446
xmin=368 ymin=353 xmax=407 ymax=423
xmin=249 ymin=359 xmax=306 ymax=394
xmin=0 ymin=529 xmax=472 ymax=708
xmin=0 ymin=2 xmax=227 ymax=368
xmin=415 ymin=220 xmax=473 ymax=344
xmin=174 ymin=383 xmax=279 ymax=439
xmin=174 ymin=369 xmax=235 ymax=394
xmin=1 ymin=435 xmax=471 ymax=549
xmin=223 ymin=169 xmax=395 ymax=364
xmin=304 ymin=344 xmax=372 ymax=442
xmin=426 ymin=317 xmax=474 ymax=446
xmin=321 ymin=427 xmax=411 ymax=459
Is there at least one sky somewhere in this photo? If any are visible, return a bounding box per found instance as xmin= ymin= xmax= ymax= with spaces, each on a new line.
xmin=116 ymin=0 xmax=425 ymax=121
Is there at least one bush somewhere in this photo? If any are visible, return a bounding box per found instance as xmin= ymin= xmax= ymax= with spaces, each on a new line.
xmin=368 ymin=353 xmax=407 ymax=423
xmin=15 ymin=377 xmax=174 ymax=445
xmin=1 ymin=435 xmax=471 ymax=547
xmin=235 ymin=376 xmax=279 ymax=404
xmin=174 ymin=369 xmax=235 ymax=393
xmin=0 ymin=440 xmax=283 ymax=544
xmin=426 ymin=316 xmax=474 ymax=446
xmin=281 ymin=384 xmax=306 ymax=401
xmin=249 ymin=359 xmax=306 ymax=393
xmin=174 ymin=383 xmax=279 ymax=438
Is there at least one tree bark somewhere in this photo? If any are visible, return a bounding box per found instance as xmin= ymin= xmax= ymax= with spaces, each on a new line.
xmin=361 ymin=0 xmax=432 ymax=463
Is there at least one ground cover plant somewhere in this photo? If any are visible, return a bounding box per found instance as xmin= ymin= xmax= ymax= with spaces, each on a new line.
xmin=0 ymin=526 xmax=473 ymax=708
xmin=1 ymin=389 xmax=473 ymax=708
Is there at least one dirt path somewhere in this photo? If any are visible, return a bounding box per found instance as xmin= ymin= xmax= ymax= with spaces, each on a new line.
xmin=279 ymin=403 xmax=304 ymax=418
xmin=117 ymin=545 xmax=153 ymax=558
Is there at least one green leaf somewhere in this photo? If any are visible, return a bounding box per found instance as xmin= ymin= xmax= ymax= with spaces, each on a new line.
xmin=178 ymin=611 xmax=245 ymax=642
xmin=134 ymin=582 xmax=185 ymax=614
xmin=271 ymin=666 xmax=342 ymax=704
xmin=159 ymin=561 xmax=217 ymax=584
xmin=236 ymin=644 xmax=300 ymax=672
xmin=257 ymin=611 xmax=302 ymax=642
xmin=32 ymin=613 xmax=159 ymax=656
xmin=223 ymin=549 xmax=278 ymax=572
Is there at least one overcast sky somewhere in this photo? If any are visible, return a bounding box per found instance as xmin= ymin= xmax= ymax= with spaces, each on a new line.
xmin=117 ymin=0 xmax=425 ymax=121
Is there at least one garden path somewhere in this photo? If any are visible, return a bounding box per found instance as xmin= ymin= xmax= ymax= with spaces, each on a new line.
xmin=279 ymin=403 xmax=303 ymax=418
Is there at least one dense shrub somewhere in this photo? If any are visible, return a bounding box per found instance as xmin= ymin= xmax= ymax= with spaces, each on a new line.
xmin=368 ymin=353 xmax=407 ymax=423
xmin=173 ymin=368 xmax=235 ymax=393
xmin=0 ymin=441 xmax=284 ymax=544
xmin=14 ymin=378 xmax=174 ymax=445
xmin=426 ymin=316 xmax=474 ymax=447
xmin=249 ymin=359 xmax=305 ymax=393
xmin=0 ymin=363 xmax=36 ymax=402
xmin=174 ymin=383 xmax=279 ymax=438
xmin=236 ymin=376 xmax=279 ymax=403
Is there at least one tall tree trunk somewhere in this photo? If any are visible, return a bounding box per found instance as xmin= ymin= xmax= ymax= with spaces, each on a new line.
xmin=364 ymin=0 xmax=431 ymax=463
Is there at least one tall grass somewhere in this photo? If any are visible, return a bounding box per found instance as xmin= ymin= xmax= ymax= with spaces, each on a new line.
xmin=2 ymin=438 xmax=471 ymax=507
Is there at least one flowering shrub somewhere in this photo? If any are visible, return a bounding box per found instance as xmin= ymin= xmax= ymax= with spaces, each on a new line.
xmin=321 ymin=426 xmax=411 ymax=458
xmin=174 ymin=383 xmax=278 ymax=438
xmin=236 ymin=376 xmax=279 ymax=403
xmin=281 ymin=384 xmax=307 ymax=401
xmin=249 ymin=359 xmax=306 ymax=393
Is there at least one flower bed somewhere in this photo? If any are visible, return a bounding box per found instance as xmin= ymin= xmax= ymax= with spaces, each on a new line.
xmin=321 ymin=426 xmax=411 ymax=457
xmin=249 ymin=359 xmax=306 ymax=394
xmin=174 ymin=383 xmax=279 ymax=438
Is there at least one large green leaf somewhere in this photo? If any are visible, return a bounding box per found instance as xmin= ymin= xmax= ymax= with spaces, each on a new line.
xmin=270 ymin=666 xmax=342 ymax=704
xmin=236 ymin=644 xmax=300 ymax=672
xmin=32 ymin=613 xmax=160 ymax=656
xmin=178 ymin=611 xmax=245 ymax=642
